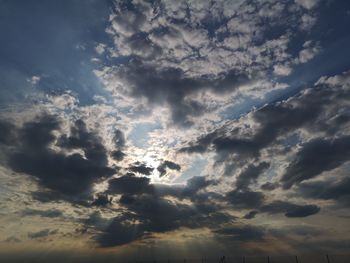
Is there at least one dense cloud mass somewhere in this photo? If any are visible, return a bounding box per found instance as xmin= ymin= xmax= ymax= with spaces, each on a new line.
xmin=1 ymin=0 xmax=350 ymax=259
xmin=2 ymin=115 xmax=115 ymax=200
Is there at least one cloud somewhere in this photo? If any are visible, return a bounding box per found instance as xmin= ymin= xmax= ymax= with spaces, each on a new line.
xmin=91 ymin=194 xmax=113 ymax=207
xmin=181 ymin=74 xmax=350 ymax=192
xmin=297 ymin=176 xmax=350 ymax=207
xmin=226 ymin=190 xmax=265 ymax=209
xmin=28 ymin=229 xmax=58 ymax=239
xmin=128 ymin=162 xmax=154 ymax=176
xmin=157 ymin=160 xmax=181 ymax=177
xmin=243 ymin=210 xmax=259 ymax=220
xmin=261 ymin=201 xmax=320 ymax=217
xmin=282 ymin=136 xmax=350 ymax=189
xmin=107 ymin=174 xmax=152 ymax=195
xmin=261 ymin=182 xmax=279 ymax=191
xmin=295 ymin=0 xmax=320 ymax=10
xmin=89 ymin=174 xmax=232 ymax=246
xmin=235 ymin=162 xmax=270 ymax=190
xmin=104 ymin=60 xmax=253 ymax=126
xmin=4 ymin=114 xmax=115 ymax=200
xmin=96 ymin=0 xmax=322 ymax=126
xmin=0 ymin=119 xmax=16 ymax=146
xmin=95 ymin=218 xmax=145 ymax=247
xmin=20 ymin=208 xmax=63 ymax=218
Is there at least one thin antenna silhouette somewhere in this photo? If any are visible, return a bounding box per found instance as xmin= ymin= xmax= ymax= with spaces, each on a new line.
xmin=326 ymin=254 xmax=330 ymax=263
xmin=242 ymin=256 xmax=245 ymax=263
xmin=295 ymin=255 xmax=299 ymax=263
xmin=267 ymin=255 xmax=270 ymax=263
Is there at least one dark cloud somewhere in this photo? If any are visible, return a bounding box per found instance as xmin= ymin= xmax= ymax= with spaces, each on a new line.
xmin=157 ymin=160 xmax=181 ymax=177
xmin=129 ymin=162 xmax=154 ymax=175
xmin=115 ymin=60 xmax=253 ymax=126
xmin=5 ymin=115 xmax=115 ymax=200
xmin=261 ymin=182 xmax=279 ymax=191
xmin=180 ymin=83 xmax=350 ymax=160
xmin=91 ymin=194 xmax=112 ymax=207
xmin=57 ymin=119 xmax=109 ymax=167
xmin=95 ymin=218 xmax=145 ymax=247
xmin=107 ymin=174 xmax=152 ymax=195
xmin=297 ymin=176 xmax=350 ymax=207
xmin=226 ymin=190 xmax=264 ymax=209
xmin=261 ymin=201 xmax=320 ymax=217
xmin=107 ymin=173 xmax=214 ymax=201
xmin=20 ymin=208 xmax=63 ymax=218
xmin=180 ymin=96 xmax=321 ymax=156
xmin=235 ymin=162 xmax=270 ymax=190
xmin=243 ymin=210 xmax=259 ymax=219
xmin=28 ymin=229 xmax=58 ymax=239
xmin=282 ymin=136 xmax=350 ymax=189
xmin=0 ymin=119 xmax=15 ymax=145
xmin=92 ymin=175 xmax=232 ymax=247
xmin=111 ymin=150 xmax=125 ymax=161
xmin=111 ymin=129 xmax=126 ymax=161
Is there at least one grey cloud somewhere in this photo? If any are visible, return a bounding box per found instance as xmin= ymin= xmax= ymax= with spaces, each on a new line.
xmin=181 ymin=81 xmax=350 ymax=158
xmin=226 ymin=190 xmax=264 ymax=209
xmin=235 ymin=162 xmax=270 ymax=190
xmin=111 ymin=150 xmax=125 ymax=161
xmin=92 ymin=191 xmax=233 ymax=247
xmin=297 ymin=176 xmax=350 ymax=207
xmin=91 ymin=194 xmax=112 ymax=207
xmin=110 ymin=60 xmax=253 ymax=126
xmin=0 ymin=119 xmax=15 ymax=146
xmin=282 ymin=136 xmax=350 ymax=189
xmin=157 ymin=160 xmax=181 ymax=177
xmin=95 ymin=218 xmax=145 ymax=247
xmin=107 ymin=174 xmax=214 ymax=201
xmin=243 ymin=210 xmax=259 ymax=219
xmin=129 ymin=162 xmax=154 ymax=175
xmin=261 ymin=201 xmax=320 ymax=217
xmin=107 ymin=174 xmax=152 ymax=195
xmin=261 ymin=182 xmax=279 ymax=191
xmin=111 ymin=129 xmax=126 ymax=161
xmin=5 ymin=115 xmax=115 ymax=200
xmin=28 ymin=229 xmax=58 ymax=239
xmin=94 ymin=174 xmax=232 ymax=247
xmin=20 ymin=208 xmax=63 ymax=218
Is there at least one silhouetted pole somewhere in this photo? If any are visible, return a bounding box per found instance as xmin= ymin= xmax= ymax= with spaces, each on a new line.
xmin=295 ymin=256 xmax=299 ymax=263
xmin=201 ymin=257 xmax=204 ymax=263
xmin=242 ymin=256 xmax=245 ymax=263
xmin=267 ymin=256 xmax=270 ymax=263
xmin=326 ymin=254 xmax=330 ymax=263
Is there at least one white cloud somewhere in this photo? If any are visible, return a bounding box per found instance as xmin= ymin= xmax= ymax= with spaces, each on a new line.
xmin=27 ymin=75 xmax=41 ymax=85
xmin=273 ymin=64 xmax=293 ymax=76
xmin=295 ymin=41 xmax=321 ymax=64
xmin=295 ymin=0 xmax=320 ymax=10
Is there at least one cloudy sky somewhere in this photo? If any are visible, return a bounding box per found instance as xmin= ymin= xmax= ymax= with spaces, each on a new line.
xmin=1 ymin=0 xmax=350 ymax=261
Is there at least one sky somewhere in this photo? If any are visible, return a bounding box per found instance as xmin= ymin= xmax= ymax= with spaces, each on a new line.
xmin=0 ymin=0 xmax=350 ymax=262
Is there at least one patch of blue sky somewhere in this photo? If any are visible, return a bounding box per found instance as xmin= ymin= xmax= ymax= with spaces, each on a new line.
xmin=0 ymin=0 xmax=113 ymax=106
xmin=128 ymin=122 xmax=162 ymax=149
xmin=174 ymin=158 xmax=208 ymax=184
